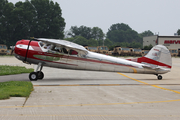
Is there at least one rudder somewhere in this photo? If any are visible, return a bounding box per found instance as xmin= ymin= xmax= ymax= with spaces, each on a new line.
xmin=144 ymin=45 xmax=172 ymax=69
xmin=127 ymin=45 xmax=172 ymax=69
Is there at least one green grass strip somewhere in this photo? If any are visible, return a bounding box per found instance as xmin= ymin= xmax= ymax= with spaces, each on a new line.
xmin=0 ymin=65 xmax=34 ymax=76
xmin=0 ymin=81 xmax=33 ymax=100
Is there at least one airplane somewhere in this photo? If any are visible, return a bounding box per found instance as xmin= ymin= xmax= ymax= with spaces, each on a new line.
xmin=12 ymin=38 xmax=172 ymax=81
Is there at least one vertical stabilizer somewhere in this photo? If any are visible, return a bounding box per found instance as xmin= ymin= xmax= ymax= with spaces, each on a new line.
xmin=127 ymin=45 xmax=172 ymax=69
xmin=144 ymin=45 xmax=172 ymax=69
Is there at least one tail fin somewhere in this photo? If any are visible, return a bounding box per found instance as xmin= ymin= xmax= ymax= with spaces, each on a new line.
xmin=144 ymin=45 xmax=172 ymax=68
xmin=127 ymin=45 xmax=172 ymax=69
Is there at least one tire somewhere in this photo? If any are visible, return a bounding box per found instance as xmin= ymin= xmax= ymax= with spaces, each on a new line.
xmin=158 ymin=75 xmax=162 ymax=80
xmin=29 ymin=72 xmax=38 ymax=81
xmin=37 ymin=71 xmax=44 ymax=80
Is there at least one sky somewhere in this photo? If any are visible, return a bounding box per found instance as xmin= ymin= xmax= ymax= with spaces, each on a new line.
xmin=9 ymin=0 xmax=180 ymax=36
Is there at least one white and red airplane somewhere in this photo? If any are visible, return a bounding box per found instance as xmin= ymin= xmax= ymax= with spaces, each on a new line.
xmin=12 ymin=38 xmax=172 ymax=81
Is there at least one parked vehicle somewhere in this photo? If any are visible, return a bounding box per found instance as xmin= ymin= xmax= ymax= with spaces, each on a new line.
xmin=84 ymin=45 xmax=89 ymax=50
xmin=169 ymin=49 xmax=178 ymax=57
xmin=129 ymin=47 xmax=134 ymax=56
xmin=112 ymin=46 xmax=133 ymax=56
xmin=88 ymin=47 xmax=98 ymax=52
xmin=133 ymin=48 xmax=142 ymax=56
xmin=97 ymin=46 xmax=109 ymax=54
xmin=112 ymin=46 xmax=122 ymax=56
xmin=0 ymin=44 xmax=7 ymax=55
xmin=141 ymin=50 xmax=149 ymax=56
xmin=107 ymin=50 xmax=113 ymax=55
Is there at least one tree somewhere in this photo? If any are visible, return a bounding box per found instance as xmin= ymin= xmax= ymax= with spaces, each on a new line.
xmin=0 ymin=1 xmax=15 ymax=45
xmin=12 ymin=1 xmax=36 ymax=41
xmin=129 ymin=41 xmax=142 ymax=48
xmin=143 ymin=44 xmax=153 ymax=50
xmin=68 ymin=26 xmax=92 ymax=39
xmin=108 ymin=23 xmax=131 ymax=32
xmin=91 ymin=27 xmax=104 ymax=40
xmin=0 ymin=0 xmax=65 ymax=47
xmin=0 ymin=0 xmax=8 ymax=17
xmin=104 ymin=38 xmax=113 ymax=46
xmin=106 ymin=23 xmax=142 ymax=43
xmin=65 ymin=36 xmax=88 ymax=46
xmin=30 ymin=0 xmax=65 ymax=38
xmin=177 ymin=29 xmax=180 ymax=35
xmin=88 ymin=38 xmax=98 ymax=46
xmin=140 ymin=30 xmax=154 ymax=37
xmin=68 ymin=26 xmax=104 ymax=40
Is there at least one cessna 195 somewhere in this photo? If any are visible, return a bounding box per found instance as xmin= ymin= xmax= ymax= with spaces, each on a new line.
xmin=12 ymin=38 xmax=172 ymax=81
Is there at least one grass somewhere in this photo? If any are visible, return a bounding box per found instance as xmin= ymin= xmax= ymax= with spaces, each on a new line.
xmin=0 ymin=81 xmax=33 ymax=100
xmin=0 ymin=65 xmax=34 ymax=76
xmin=0 ymin=55 xmax=14 ymax=57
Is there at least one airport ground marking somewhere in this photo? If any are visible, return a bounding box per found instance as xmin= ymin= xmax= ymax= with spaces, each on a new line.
xmin=33 ymin=84 xmax=180 ymax=86
xmin=1 ymin=99 xmax=180 ymax=109
xmin=0 ymin=114 xmax=180 ymax=117
xmin=129 ymin=67 xmax=137 ymax=73
xmin=117 ymin=72 xmax=180 ymax=94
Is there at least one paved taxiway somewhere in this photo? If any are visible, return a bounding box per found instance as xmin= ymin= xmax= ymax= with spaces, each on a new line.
xmin=0 ymin=56 xmax=180 ymax=120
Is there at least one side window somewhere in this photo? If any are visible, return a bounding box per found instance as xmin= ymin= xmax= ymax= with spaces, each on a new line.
xmin=69 ymin=49 xmax=78 ymax=55
xmin=43 ymin=44 xmax=51 ymax=49
xmin=78 ymin=51 xmax=87 ymax=58
xmin=62 ymin=48 xmax=68 ymax=54
xmin=54 ymin=46 xmax=61 ymax=52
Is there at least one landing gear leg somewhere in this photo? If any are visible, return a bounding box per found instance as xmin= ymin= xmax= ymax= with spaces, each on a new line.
xmin=29 ymin=63 xmax=44 ymax=81
xmin=155 ymin=74 xmax=162 ymax=80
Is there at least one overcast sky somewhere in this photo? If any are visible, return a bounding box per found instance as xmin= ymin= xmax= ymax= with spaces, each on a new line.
xmin=9 ymin=0 xmax=180 ymax=35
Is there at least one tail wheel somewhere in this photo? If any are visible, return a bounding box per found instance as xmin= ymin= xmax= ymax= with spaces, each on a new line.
xmin=157 ymin=75 xmax=162 ymax=80
xmin=29 ymin=72 xmax=38 ymax=81
xmin=37 ymin=71 xmax=44 ymax=80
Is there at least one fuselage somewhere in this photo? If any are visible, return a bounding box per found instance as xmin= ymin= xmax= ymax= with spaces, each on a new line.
xmin=14 ymin=40 xmax=170 ymax=75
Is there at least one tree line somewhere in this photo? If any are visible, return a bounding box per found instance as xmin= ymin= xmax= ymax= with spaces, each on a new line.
xmin=3 ymin=0 xmax=177 ymax=50
xmin=65 ymin=24 xmax=154 ymax=49
xmin=0 ymin=0 xmax=65 ymax=47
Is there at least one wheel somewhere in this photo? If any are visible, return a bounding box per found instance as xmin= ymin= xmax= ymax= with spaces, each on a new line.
xmin=29 ymin=72 xmax=38 ymax=81
xmin=157 ymin=75 xmax=162 ymax=80
xmin=37 ymin=71 xmax=44 ymax=80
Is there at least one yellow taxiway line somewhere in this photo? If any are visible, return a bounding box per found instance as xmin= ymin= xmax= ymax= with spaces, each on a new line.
xmin=1 ymin=99 xmax=180 ymax=109
xmin=117 ymin=72 xmax=180 ymax=94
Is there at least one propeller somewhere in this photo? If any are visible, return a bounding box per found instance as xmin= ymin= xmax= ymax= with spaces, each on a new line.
xmin=10 ymin=46 xmax=15 ymax=55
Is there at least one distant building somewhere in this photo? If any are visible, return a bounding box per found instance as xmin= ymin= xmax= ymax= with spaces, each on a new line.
xmin=143 ymin=35 xmax=158 ymax=47
xmin=143 ymin=35 xmax=180 ymax=50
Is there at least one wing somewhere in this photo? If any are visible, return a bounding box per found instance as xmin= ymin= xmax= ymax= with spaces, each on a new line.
xmin=37 ymin=38 xmax=88 ymax=54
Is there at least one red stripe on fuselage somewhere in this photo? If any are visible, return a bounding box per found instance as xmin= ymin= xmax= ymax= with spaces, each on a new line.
xmin=127 ymin=57 xmax=171 ymax=68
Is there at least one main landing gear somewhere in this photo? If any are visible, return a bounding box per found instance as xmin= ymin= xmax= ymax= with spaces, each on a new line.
xmin=155 ymin=74 xmax=162 ymax=80
xmin=29 ymin=63 xmax=44 ymax=81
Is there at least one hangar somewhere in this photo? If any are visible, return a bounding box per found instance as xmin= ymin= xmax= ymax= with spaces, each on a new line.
xmin=143 ymin=35 xmax=180 ymax=56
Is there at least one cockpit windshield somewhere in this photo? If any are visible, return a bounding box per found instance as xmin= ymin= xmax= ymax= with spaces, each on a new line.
xmin=39 ymin=41 xmax=45 ymax=47
xmin=39 ymin=41 xmax=79 ymax=56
